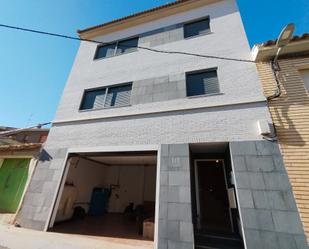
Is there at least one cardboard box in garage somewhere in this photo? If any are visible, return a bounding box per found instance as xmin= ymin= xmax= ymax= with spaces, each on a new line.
xmin=143 ymin=218 xmax=154 ymax=240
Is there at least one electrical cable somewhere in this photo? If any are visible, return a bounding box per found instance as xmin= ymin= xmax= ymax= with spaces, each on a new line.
xmin=0 ymin=23 xmax=255 ymax=63
xmin=0 ymin=22 xmax=256 ymax=135
xmin=0 ymin=122 xmax=51 ymax=137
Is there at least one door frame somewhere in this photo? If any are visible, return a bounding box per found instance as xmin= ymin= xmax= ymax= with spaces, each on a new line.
xmin=194 ymin=159 xmax=233 ymax=233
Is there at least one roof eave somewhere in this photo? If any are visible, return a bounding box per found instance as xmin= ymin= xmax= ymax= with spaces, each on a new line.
xmin=0 ymin=143 xmax=42 ymax=152
xmin=77 ymin=0 xmax=221 ymax=39
xmin=252 ymin=39 xmax=309 ymax=62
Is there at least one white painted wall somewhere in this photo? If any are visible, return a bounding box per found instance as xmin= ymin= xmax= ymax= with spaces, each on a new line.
xmin=103 ymin=165 xmax=156 ymax=213
xmin=54 ymin=0 xmax=266 ymax=124
xmin=63 ymin=158 xmax=156 ymax=213
xmin=46 ymin=102 xmax=270 ymax=150
xmin=65 ymin=158 xmax=107 ymax=212
xmin=42 ymin=0 xmax=271 ymax=150
xmin=107 ymin=166 xmax=143 ymax=213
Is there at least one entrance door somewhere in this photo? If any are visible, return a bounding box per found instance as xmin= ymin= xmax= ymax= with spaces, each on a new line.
xmin=0 ymin=159 xmax=30 ymax=213
xmin=195 ymin=159 xmax=232 ymax=234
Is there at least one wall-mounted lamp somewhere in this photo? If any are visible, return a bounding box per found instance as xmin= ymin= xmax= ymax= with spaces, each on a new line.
xmin=268 ymin=23 xmax=295 ymax=100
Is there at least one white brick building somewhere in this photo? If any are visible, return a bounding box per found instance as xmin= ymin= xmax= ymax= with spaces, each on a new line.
xmin=16 ymin=0 xmax=307 ymax=248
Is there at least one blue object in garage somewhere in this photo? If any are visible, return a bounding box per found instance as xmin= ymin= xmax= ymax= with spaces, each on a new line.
xmin=89 ymin=187 xmax=111 ymax=216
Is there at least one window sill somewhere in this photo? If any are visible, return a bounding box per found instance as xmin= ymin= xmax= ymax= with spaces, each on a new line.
xmin=79 ymin=104 xmax=132 ymax=113
xmin=93 ymin=50 xmax=138 ymax=61
xmin=187 ymin=92 xmax=224 ymax=99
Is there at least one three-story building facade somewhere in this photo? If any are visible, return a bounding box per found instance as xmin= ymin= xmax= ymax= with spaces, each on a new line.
xmin=16 ymin=0 xmax=307 ymax=248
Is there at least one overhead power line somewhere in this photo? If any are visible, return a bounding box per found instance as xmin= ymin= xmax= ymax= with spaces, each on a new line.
xmin=0 ymin=23 xmax=254 ymax=63
xmin=0 ymin=122 xmax=51 ymax=137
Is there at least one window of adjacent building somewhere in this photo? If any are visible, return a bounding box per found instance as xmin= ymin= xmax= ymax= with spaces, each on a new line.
xmin=80 ymin=83 xmax=132 ymax=110
xmin=186 ymin=69 xmax=219 ymax=97
xmin=184 ymin=17 xmax=210 ymax=38
xmin=94 ymin=37 xmax=139 ymax=59
xmin=299 ymin=69 xmax=309 ymax=94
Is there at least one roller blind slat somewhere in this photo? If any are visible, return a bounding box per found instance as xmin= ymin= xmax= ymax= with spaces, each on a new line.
xmin=105 ymin=84 xmax=132 ymax=107
xmin=186 ymin=70 xmax=219 ymax=97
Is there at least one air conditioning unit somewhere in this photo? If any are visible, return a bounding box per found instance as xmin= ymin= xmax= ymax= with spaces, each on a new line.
xmin=257 ymin=120 xmax=271 ymax=136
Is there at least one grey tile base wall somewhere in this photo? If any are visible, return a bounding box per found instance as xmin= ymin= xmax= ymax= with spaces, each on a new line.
xmin=131 ymin=74 xmax=186 ymax=105
xmin=139 ymin=23 xmax=183 ymax=47
xmin=230 ymin=141 xmax=308 ymax=249
xmin=158 ymin=144 xmax=194 ymax=249
xmin=16 ymin=141 xmax=308 ymax=249
xmin=16 ymin=148 xmax=68 ymax=230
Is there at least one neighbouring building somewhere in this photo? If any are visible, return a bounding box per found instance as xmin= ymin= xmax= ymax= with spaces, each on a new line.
xmin=253 ymin=33 xmax=309 ymax=241
xmin=0 ymin=127 xmax=49 ymax=225
xmin=16 ymin=1 xmax=308 ymax=249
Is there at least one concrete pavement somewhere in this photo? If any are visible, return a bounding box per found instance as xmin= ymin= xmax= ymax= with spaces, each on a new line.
xmin=0 ymin=224 xmax=153 ymax=249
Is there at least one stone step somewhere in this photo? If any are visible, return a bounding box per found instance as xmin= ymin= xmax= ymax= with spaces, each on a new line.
xmin=195 ymin=233 xmax=244 ymax=249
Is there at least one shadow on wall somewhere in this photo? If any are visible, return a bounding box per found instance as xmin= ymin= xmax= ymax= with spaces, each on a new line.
xmin=39 ymin=149 xmax=53 ymax=162
xmin=270 ymin=62 xmax=307 ymax=147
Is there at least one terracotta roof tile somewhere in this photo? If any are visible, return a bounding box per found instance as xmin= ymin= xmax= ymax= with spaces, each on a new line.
xmin=0 ymin=137 xmax=23 ymax=146
xmin=262 ymin=33 xmax=309 ymax=47
xmin=77 ymin=0 xmax=191 ymax=34
xmin=0 ymin=143 xmax=42 ymax=152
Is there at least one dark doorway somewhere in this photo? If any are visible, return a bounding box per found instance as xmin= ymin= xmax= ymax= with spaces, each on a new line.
xmin=195 ymin=160 xmax=231 ymax=234
xmin=190 ymin=143 xmax=244 ymax=249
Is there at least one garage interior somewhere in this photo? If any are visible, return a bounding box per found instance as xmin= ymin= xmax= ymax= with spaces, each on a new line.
xmin=49 ymin=151 xmax=157 ymax=243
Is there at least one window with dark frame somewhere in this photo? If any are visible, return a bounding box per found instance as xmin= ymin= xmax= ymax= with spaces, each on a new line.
xmin=184 ymin=18 xmax=210 ymax=38
xmin=186 ymin=69 xmax=219 ymax=97
xmin=104 ymin=84 xmax=132 ymax=108
xmin=94 ymin=37 xmax=139 ymax=60
xmin=116 ymin=38 xmax=139 ymax=55
xmin=80 ymin=83 xmax=132 ymax=110
xmin=94 ymin=43 xmax=117 ymax=59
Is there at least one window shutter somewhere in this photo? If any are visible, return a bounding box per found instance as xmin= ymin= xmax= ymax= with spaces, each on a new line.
xmin=184 ymin=18 xmax=210 ymax=38
xmin=116 ymin=38 xmax=139 ymax=55
xmin=80 ymin=89 xmax=106 ymax=110
xmin=95 ymin=43 xmax=116 ymax=59
xmin=186 ymin=70 xmax=219 ymax=97
xmin=93 ymin=90 xmax=106 ymax=109
xmin=105 ymin=84 xmax=132 ymax=107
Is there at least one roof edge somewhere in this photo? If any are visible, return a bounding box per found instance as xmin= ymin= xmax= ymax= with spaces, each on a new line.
xmin=78 ymin=0 xmax=221 ymax=39
xmin=252 ymin=33 xmax=309 ymax=62
xmin=0 ymin=143 xmax=42 ymax=152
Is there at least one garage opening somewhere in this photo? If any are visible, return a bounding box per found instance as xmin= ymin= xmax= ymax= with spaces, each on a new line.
xmin=49 ymin=151 xmax=157 ymax=244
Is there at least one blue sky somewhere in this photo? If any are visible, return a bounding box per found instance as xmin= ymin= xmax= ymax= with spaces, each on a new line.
xmin=0 ymin=0 xmax=308 ymax=128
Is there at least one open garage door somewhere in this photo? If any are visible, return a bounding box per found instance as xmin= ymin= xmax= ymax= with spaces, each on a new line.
xmin=49 ymin=151 xmax=157 ymax=246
